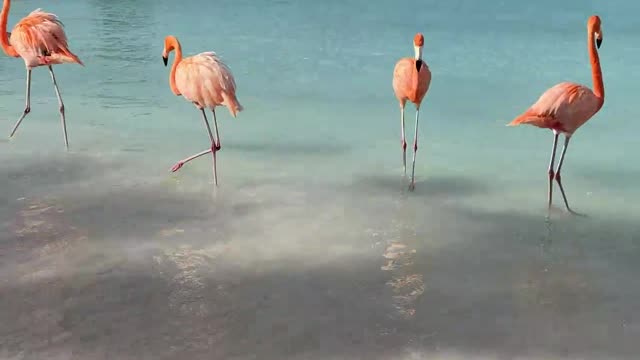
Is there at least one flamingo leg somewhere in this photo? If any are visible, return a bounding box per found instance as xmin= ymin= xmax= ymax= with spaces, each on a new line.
xmin=547 ymin=131 xmax=560 ymax=210
xmin=48 ymin=66 xmax=68 ymax=150
xmin=49 ymin=65 xmax=69 ymax=150
xmin=400 ymin=106 xmax=407 ymax=177
xmin=170 ymin=149 xmax=212 ymax=172
xmin=170 ymin=108 xmax=220 ymax=186
xmin=202 ymin=108 xmax=219 ymax=186
xmin=408 ymin=107 xmax=420 ymax=191
xmin=9 ymin=69 xmax=32 ymax=139
xmin=554 ymin=135 xmax=584 ymax=216
xmin=211 ymin=108 xmax=221 ymax=150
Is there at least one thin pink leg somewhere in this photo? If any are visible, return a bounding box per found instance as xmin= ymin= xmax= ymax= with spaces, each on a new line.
xmin=170 ymin=149 xmax=212 ymax=172
xmin=547 ymin=131 xmax=560 ymax=211
xmin=210 ymin=108 xmax=220 ymax=186
xmin=553 ymin=135 xmax=585 ymax=216
xmin=400 ymin=107 xmax=407 ymax=176
xmin=48 ymin=66 xmax=69 ymax=150
xmin=211 ymin=108 xmax=221 ymax=150
xmin=408 ymin=107 xmax=420 ymax=191
xmin=170 ymin=108 xmax=220 ymax=186
xmin=9 ymin=69 xmax=32 ymax=139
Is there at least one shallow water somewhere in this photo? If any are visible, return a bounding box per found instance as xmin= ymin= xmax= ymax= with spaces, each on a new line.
xmin=1 ymin=0 xmax=640 ymax=359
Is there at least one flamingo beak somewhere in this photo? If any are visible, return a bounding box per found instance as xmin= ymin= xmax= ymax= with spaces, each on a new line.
xmin=595 ymin=31 xmax=602 ymax=49
xmin=162 ymin=56 xmax=168 ymax=66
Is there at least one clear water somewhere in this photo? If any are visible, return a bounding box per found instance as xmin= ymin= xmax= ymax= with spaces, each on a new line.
xmin=1 ymin=0 xmax=639 ymax=359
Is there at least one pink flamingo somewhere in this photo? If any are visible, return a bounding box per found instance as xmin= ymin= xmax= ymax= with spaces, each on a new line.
xmin=508 ymin=15 xmax=605 ymax=215
xmin=392 ymin=33 xmax=432 ymax=191
xmin=162 ymin=35 xmax=242 ymax=186
xmin=0 ymin=0 xmax=83 ymax=149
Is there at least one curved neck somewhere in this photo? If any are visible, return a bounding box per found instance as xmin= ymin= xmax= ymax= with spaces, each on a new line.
xmin=168 ymin=39 xmax=183 ymax=95
xmin=588 ymin=31 xmax=604 ymax=102
xmin=0 ymin=0 xmax=17 ymax=56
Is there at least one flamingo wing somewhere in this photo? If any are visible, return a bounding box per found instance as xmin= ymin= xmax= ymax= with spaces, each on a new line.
xmin=9 ymin=9 xmax=82 ymax=65
xmin=509 ymin=82 xmax=601 ymax=134
xmin=175 ymin=52 xmax=239 ymax=111
xmin=392 ymin=57 xmax=431 ymax=105
xmin=392 ymin=58 xmax=412 ymax=99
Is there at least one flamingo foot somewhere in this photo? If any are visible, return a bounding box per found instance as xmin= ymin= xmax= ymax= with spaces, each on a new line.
xmin=408 ymin=181 xmax=415 ymax=192
xmin=170 ymin=162 xmax=184 ymax=172
xmin=548 ymin=205 xmax=587 ymax=218
xmin=567 ymin=208 xmax=588 ymax=217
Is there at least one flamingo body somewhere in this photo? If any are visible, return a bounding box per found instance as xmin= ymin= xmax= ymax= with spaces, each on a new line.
xmin=508 ymin=82 xmax=603 ymax=135
xmin=392 ymin=57 xmax=431 ymax=108
xmin=174 ymin=52 xmax=242 ymax=116
xmin=8 ymin=9 xmax=82 ymax=68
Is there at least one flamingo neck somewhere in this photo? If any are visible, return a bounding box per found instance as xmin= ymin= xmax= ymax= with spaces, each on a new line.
xmin=588 ymin=31 xmax=604 ymax=103
xmin=414 ymin=45 xmax=422 ymax=61
xmin=0 ymin=0 xmax=17 ymax=57
xmin=414 ymin=45 xmax=424 ymax=72
xmin=169 ymin=39 xmax=183 ymax=95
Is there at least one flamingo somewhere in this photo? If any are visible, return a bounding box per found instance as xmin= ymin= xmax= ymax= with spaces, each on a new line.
xmin=392 ymin=33 xmax=432 ymax=191
xmin=162 ymin=35 xmax=242 ymax=186
xmin=0 ymin=0 xmax=83 ymax=149
xmin=508 ymin=15 xmax=605 ymax=215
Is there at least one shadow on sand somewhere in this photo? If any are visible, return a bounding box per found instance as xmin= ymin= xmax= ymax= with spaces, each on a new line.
xmin=1 ymin=154 xmax=639 ymax=360
xmin=346 ymin=173 xmax=487 ymax=200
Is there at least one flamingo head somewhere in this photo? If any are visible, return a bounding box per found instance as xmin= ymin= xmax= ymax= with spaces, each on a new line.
xmin=588 ymin=15 xmax=603 ymax=49
xmin=413 ymin=33 xmax=424 ymax=71
xmin=162 ymin=35 xmax=180 ymax=66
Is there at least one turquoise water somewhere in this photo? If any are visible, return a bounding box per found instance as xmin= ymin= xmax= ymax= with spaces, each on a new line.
xmin=1 ymin=0 xmax=640 ymax=359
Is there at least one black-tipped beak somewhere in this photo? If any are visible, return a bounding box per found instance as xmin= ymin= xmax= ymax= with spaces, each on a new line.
xmin=162 ymin=56 xmax=168 ymax=66
xmin=596 ymin=38 xmax=602 ymax=49
xmin=415 ymin=59 xmax=423 ymax=72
